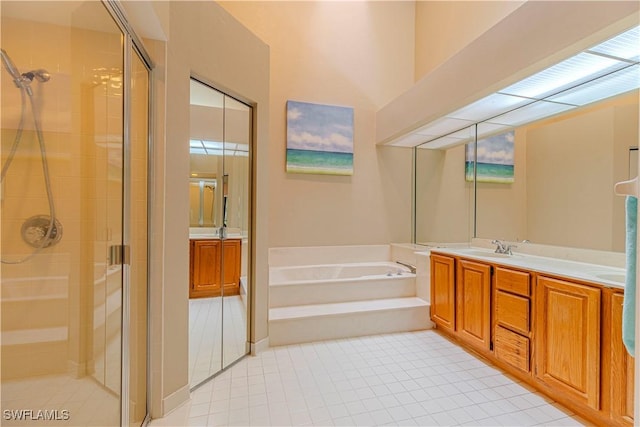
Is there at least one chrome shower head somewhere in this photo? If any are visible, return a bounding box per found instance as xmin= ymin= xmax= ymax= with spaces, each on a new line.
xmin=22 ymin=69 xmax=51 ymax=83
xmin=1 ymin=49 xmax=51 ymax=92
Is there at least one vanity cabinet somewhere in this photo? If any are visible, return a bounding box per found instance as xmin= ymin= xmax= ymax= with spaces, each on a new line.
xmin=535 ymin=275 xmax=601 ymax=410
xmin=429 ymin=250 xmax=634 ymax=426
xmin=430 ymin=254 xmax=456 ymax=334
xmin=189 ymin=238 xmax=241 ymax=298
xmin=456 ymin=259 xmax=491 ymax=351
xmin=493 ymin=267 xmax=532 ymax=373
xmin=610 ymin=292 xmax=635 ymax=425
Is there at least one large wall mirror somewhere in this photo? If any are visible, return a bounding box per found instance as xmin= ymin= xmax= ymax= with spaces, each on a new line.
xmin=476 ymin=92 xmax=638 ymax=252
xmin=188 ymin=79 xmax=252 ymax=389
xmin=414 ymin=91 xmax=638 ymax=253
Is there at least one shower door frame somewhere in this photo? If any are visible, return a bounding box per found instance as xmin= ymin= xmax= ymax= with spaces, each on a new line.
xmin=101 ymin=1 xmax=154 ymax=426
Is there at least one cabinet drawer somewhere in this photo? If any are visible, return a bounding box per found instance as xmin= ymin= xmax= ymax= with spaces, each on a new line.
xmin=495 ymin=267 xmax=530 ymax=297
xmin=494 ymin=325 xmax=530 ymax=373
xmin=495 ymin=290 xmax=530 ymax=335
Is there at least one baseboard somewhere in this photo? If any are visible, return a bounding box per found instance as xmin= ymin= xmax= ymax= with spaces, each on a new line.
xmin=162 ymin=384 xmax=190 ymax=416
xmin=251 ymin=336 xmax=269 ymax=355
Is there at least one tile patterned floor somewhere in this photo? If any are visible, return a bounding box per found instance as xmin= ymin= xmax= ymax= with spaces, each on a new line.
xmin=190 ymin=295 xmax=249 ymax=387
xmin=151 ymin=330 xmax=587 ymax=426
xmin=1 ymin=374 xmax=119 ymax=426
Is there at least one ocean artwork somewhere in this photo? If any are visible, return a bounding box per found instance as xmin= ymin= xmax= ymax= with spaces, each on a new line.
xmin=465 ymin=130 xmax=515 ymax=183
xmin=286 ymin=100 xmax=354 ymax=175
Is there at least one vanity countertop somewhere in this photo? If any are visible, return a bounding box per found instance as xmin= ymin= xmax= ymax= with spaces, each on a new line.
xmin=189 ymin=234 xmax=244 ymax=240
xmin=430 ymin=246 xmax=626 ymax=290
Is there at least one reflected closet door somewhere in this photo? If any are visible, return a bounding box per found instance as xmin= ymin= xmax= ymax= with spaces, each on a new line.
xmin=221 ymin=95 xmax=251 ymax=369
xmin=188 ymin=79 xmax=224 ymax=388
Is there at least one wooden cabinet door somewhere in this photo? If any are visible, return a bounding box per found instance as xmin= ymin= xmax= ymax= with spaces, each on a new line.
xmin=611 ymin=293 xmax=635 ymax=425
xmin=535 ymin=276 xmax=601 ymax=409
xmin=430 ymin=254 xmax=456 ymax=334
xmin=190 ymin=239 xmax=221 ymax=297
xmin=221 ymin=239 xmax=241 ymax=293
xmin=456 ymin=259 xmax=491 ymax=351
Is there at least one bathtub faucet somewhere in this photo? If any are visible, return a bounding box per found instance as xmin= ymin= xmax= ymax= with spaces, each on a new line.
xmin=395 ymin=261 xmax=416 ymax=274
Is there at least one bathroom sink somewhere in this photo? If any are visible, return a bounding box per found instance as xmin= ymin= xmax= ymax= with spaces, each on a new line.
xmin=457 ymin=249 xmax=515 ymax=259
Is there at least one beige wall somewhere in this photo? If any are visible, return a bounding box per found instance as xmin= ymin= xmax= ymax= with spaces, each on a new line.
xmin=220 ymin=1 xmax=416 ymax=248
xmin=414 ymin=1 xmax=524 ymax=80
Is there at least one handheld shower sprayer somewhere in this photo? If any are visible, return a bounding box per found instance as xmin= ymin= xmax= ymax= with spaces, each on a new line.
xmin=1 ymin=48 xmax=23 ymax=87
xmin=1 ymin=48 xmax=51 ymax=94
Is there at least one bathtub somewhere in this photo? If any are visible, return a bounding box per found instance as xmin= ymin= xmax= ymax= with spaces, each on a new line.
xmin=270 ymin=261 xmax=412 ymax=283
xmin=269 ymin=262 xmax=416 ymax=308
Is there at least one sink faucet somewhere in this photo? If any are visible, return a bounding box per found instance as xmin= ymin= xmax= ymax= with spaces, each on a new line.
xmin=491 ymin=240 xmax=517 ymax=255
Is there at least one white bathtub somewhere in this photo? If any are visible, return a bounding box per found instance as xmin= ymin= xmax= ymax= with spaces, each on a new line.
xmin=270 ymin=261 xmax=413 ymax=284
xmin=269 ymin=262 xmax=416 ymax=308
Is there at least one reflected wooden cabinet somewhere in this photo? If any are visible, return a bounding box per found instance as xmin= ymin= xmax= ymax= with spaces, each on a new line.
xmin=189 ymin=238 xmax=241 ymax=298
xmin=610 ymin=292 xmax=635 ymax=425
xmin=456 ymin=259 xmax=492 ymax=351
xmin=535 ymin=275 xmax=601 ymax=410
xmin=430 ymin=254 xmax=456 ymax=334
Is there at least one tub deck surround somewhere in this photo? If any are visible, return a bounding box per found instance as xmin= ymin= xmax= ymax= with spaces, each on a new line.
xmin=268 ymin=245 xmax=433 ymax=346
xmin=432 ymin=245 xmax=626 ymax=289
xmin=270 ymin=262 xmax=417 ymax=308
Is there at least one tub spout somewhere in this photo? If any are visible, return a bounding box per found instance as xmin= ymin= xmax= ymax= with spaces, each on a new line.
xmin=395 ymin=261 xmax=416 ymax=274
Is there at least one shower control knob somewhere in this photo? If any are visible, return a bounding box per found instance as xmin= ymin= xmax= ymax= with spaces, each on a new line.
xmin=21 ymin=215 xmax=62 ymax=249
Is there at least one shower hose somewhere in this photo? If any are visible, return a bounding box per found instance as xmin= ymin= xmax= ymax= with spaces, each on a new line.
xmin=1 ymin=54 xmax=58 ymax=264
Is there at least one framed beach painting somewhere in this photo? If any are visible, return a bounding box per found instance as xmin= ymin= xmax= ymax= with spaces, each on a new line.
xmin=465 ymin=130 xmax=515 ymax=183
xmin=286 ymin=100 xmax=354 ymax=176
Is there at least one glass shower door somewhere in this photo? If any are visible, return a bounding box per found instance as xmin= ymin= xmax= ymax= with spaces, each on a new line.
xmin=126 ymin=46 xmax=149 ymax=427
xmin=1 ymin=2 xmax=125 ymax=426
xmin=1 ymin=1 xmax=150 ymax=425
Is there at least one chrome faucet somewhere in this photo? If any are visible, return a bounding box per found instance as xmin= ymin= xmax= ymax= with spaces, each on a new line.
xmin=491 ymin=240 xmax=517 ymax=255
xmin=395 ymin=261 xmax=416 ymax=274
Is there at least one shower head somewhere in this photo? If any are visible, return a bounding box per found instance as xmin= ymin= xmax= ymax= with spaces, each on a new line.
xmin=22 ymin=69 xmax=51 ymax=83
xmin=1 ymin=49 xmax=51 ymax=92
xmin=1 ymin=48 xmax=23 ymax=87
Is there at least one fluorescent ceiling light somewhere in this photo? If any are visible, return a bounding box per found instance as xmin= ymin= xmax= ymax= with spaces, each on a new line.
xmin=418 ymin=126 xmax=476 ymax=149
xmin=202 ymin=140 xmax=224 ymax=150
xmin=547 ymin=64 xmax=640 ymax=106
xmin=415 ymin=117 xmax=474 ymax=137
xmin=487 ymin=100 xmax=575 ymax=127
xmin=476 ymin=122 xmax=514 ymax=140
xmin=447 ymin=93 xmax=533 ymax=122
xmin=387 ymin=132 xmax=430 ymax=147
xmin=499 ymin=52 xmax=627 ymax=99
xmin=588 ymin=26 xmax=640 ymax=62
xmin=189 ymin=139 xmax=250 ymax=156
xmin=385 ymin=25 xmax=640 ymax=148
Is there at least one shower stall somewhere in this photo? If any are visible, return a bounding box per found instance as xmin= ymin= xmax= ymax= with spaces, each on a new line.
xmin=1 ymin=1 xmax=150 ymax=426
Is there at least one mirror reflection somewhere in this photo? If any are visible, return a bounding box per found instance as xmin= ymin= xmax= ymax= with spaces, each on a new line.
xmin=415 ymin=126 xmax=476 ymax=245
xmin=414 ymin=91 xmax=638 ymax=253
xmin=188 ymin=79 xmax=251 ymax=388
xmin=189 ymin=178 xmax=217 ymax=227
xmin=476 ymin=92 xmax=638 ymax=252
